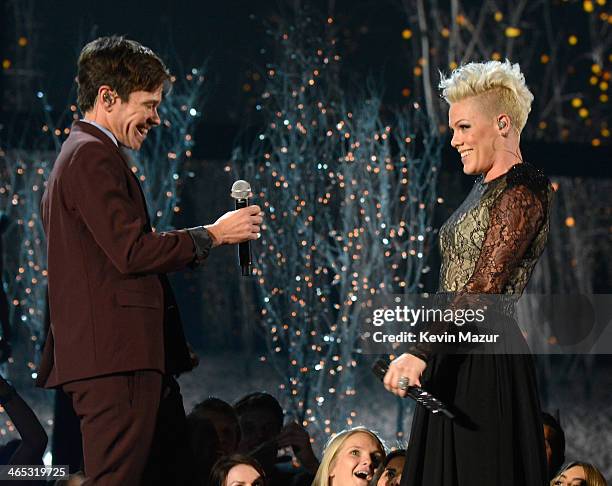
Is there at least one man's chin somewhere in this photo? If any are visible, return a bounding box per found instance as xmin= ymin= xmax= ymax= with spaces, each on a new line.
xmin=124 ymin=141 xmax=142 ymax=151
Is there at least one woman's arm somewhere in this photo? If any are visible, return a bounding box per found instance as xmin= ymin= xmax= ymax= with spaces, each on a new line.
xmin=385 ymin=179 xmax=548 ymax=396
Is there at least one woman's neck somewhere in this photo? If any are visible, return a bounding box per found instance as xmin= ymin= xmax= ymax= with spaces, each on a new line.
xmin=483 ymin=144 xmax=523 ymax=182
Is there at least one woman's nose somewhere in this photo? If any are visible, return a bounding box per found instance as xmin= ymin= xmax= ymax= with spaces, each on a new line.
xmin=451 ymin=132 xmax=461 ymax=148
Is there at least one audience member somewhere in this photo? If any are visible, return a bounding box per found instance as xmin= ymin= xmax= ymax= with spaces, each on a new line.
xmin=190 ymin=397 xmax=241 ymax=455
xmin=234 ymin=392 xmax=318 ymax=486
xmin=209 ymin=454 xmax=266 ymax=486
xmin=543 ymin=411 xmax=566 ymax=481
xmin=551 ymin=461 xmax=607 ymax=486
xmin=312 ymin=427 xmax=385 ymax=486
xmin=0 ymin=375 xmax=47 ymax=466
xmin=186 ymin=414 xmax=220 ymax=486
xmin=375 ymin=449 xmax=406 ymax=486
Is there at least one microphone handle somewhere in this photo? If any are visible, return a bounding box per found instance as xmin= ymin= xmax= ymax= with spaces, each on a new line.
xmin=235 ymin=198 xmax=252 ymax=276
xmin=372 ymin=358 xmax=455 ymax=419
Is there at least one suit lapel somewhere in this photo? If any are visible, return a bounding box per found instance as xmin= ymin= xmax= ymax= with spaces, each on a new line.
xmin=118 ymin=147 xmax=153 ymax=231
xmin=72 ymin=122 xmax=153 ymax=231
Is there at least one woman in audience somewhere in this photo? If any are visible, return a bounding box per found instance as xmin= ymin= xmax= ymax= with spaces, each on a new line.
xmin=210 ymin=454 xmax=267 ymax=486
xmin=376 ymin=449 xmax=407 ymax=486
xmin=311 ymin=427 xmax=385 ymax=486
xmin=551 ymin=461 xmax=608 ymax=486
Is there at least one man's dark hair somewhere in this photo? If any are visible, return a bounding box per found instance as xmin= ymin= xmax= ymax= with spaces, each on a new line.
xmin=190 ymin=397 xmax=241 ymax=440
xmin=209 ymin=454 xmax=267 ymax=486
xmin=77 ymin=35 xmax=171 ymax=113
xmin=193 ymin=397 xmax=239 ymax=420
xmin=233 ymin=392 xmax=284 ymax=428
xmin=542 ymin=411 xmax=565 ymax=478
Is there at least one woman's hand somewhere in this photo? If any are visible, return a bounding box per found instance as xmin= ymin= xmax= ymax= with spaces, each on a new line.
xmin=383 ymin=353 xmax=427 ymax=397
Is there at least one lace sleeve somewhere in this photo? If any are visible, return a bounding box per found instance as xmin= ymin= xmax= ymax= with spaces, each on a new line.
xmin=409 ymin=176 xmax=548 ymax=362
xmin=463 ymin=183 xmax=545 ymax=293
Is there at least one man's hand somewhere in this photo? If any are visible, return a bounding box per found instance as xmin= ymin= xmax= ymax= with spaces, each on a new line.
xmin=276 ymin=422 xmax=320 ymax=474
xmin=206 ymin=205 xmax=263 ymax=247
xmin=383 ymin=353 xmax=427 ymax=397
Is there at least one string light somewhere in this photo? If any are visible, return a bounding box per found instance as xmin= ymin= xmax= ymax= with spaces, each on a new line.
xmin=232 ymin=9 xmax=442 ymax=447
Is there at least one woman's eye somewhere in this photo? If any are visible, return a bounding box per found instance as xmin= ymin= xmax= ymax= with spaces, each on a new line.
xmin=350 ymin=449 xmax=359 ymax=456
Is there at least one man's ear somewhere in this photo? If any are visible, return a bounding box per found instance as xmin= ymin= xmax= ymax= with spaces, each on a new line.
xmin=98 ymin=86 xmax=116 ymax=110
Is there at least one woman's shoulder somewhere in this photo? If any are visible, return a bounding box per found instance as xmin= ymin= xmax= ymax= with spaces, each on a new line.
xmin=505 ymin=162 xmax=551 ymax=197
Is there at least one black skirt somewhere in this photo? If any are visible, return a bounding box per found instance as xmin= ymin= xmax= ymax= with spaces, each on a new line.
xmin=400 ymin=353 xmax=548 ymax=486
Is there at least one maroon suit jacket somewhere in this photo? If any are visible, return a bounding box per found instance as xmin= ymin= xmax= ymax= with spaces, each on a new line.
xmin=38 ymin=121 xmax=197 ymax=388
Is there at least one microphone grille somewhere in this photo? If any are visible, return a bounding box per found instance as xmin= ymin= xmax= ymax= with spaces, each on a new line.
xmin=231 ymin=180 xmax=251 ymax=199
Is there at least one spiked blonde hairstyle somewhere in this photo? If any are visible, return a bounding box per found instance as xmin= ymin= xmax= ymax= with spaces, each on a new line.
xmin=311 ymin=427 xmax=385 ymax=486
xmin=439 ymin=60 xmax=534 ymax=133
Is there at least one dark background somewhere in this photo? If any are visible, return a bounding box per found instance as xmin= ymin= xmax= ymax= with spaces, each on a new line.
xmin=1 ymin=0 xmax=611 ymax=172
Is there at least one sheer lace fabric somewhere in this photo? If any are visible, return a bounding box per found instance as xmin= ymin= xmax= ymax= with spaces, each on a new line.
xmin=411 ymin=162 xmax=553 ymax=360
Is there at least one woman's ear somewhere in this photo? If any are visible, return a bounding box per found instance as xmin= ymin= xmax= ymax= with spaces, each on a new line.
xmin=497 ymin=114 xmax=510 ymax=137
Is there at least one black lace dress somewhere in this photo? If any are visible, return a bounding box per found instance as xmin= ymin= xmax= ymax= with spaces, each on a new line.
xmin=401 ymin=162 xmax=552 ymax=486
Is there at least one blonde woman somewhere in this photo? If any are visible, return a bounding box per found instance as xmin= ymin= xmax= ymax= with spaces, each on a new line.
xmin=551 ymin=462 xmax=608 ymax=486
xmin=312 ymin=427 xmax=385 ymax=486
xmin=383 ymin=60 xmax=553 ymax=485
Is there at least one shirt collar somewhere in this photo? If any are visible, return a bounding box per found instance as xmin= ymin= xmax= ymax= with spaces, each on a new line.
xmin=80 ymin=119 xmax=119 ymax=147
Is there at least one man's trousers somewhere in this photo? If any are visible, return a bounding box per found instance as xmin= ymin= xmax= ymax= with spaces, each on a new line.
xmin=63 ymin=370 xmax=162 ymax=486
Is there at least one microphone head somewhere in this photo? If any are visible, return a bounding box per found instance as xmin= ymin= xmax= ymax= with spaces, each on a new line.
xmin=372 ymin=358 xmax=390 ymax=381
xmin=231 ymin=180 xmax=251 ymax=199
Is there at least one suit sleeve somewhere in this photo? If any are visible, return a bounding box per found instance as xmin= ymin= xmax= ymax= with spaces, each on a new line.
xmin=66 ymin=142 xmax=197 ymax=275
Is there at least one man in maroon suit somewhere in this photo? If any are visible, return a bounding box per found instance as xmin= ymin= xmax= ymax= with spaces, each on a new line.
xmin=38 ymin=36 xmax=262 ymax=485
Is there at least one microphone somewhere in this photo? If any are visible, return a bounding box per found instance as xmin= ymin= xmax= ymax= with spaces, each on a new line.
xmin=231 ymin=180 xmax=252 ymax=276
xmin=372 ymin=358 xmax=455 ymax=419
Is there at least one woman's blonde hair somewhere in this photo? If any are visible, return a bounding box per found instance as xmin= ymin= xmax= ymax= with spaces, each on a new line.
xmin=439 ymin=60 xmax=534 ymax=133
xmin=551 ymin=461 xmax=608 ymax=486
xmin=311 ymin=427 xmax=386 ymax=486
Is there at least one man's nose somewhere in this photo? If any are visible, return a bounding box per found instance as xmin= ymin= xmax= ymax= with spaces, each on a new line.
xmin=149 ymin=108 xmax=161 ymax=126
